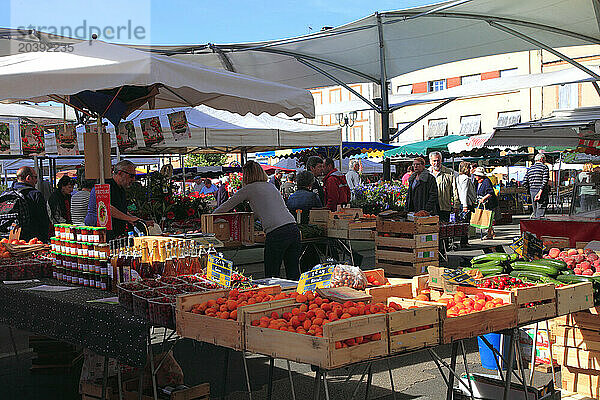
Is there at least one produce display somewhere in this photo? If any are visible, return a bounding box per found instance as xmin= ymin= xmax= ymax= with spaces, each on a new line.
xmin=249 ymin=291 xmax=397 ymax=347
xmin=418 ymin=290 xmax=507 ymax=318
xmin=477 ymin=276 xmax=532 ymax=290
xmin=545 ymin=247 xmax=599 ymax=276
xmin=330 ymin=265 xmax=368 ymax=290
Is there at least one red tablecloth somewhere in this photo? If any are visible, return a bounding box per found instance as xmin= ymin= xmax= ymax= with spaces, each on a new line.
xmin=520 ymin=218 xmax=600 ymax=247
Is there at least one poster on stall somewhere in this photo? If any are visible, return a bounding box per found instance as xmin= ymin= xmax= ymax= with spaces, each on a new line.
xmin=167 ymin=111 xmax=191 ymax=141
xmin=20 ymin=123 xmax=45 ymax=155
xmin=139 ymin=116 xmax=164 ymax=147
xmin=55 ymin=124 xmax=79 ymax=155
xmin=0 ymin=122 xmax=11 ymax=154
xmin=116 ymin=121 xmax=138 ymax=152
xmin=95 ymin=184 xmax=111 ymax=231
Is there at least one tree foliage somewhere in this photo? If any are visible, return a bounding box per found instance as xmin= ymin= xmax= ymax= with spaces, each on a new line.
xmin=184 ymin=153 xmax=227 ymax=167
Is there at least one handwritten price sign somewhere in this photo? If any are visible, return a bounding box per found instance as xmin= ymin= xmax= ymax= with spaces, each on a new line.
xmin=296 ymin=265 xmax=334 ymax=294
xmin=206 ymin=254 xmax=233 ymax=287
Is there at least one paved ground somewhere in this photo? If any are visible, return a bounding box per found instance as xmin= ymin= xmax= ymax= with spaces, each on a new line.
xmin=0 ymin=215 xmax=561 ymax=399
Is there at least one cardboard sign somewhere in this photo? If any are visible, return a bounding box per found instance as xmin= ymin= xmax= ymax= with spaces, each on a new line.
xmin=84 ymin=125 xmax=112 ymax=180
xmin=428 ymin=266 xmax=476 ymax=292
xmin=95 ymin=184 xmax=111 ymax=230
xmin=206 ymin=254 xmax=233 ymax=287
xmin=296 ymin=265 xmax=334 ymax=294
xmin=511 ymin=233 xmax=546 ymax=260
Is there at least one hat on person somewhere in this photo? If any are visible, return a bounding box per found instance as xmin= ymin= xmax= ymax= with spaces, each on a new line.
xmin=473 ymin=167 xmax=487 ymax=177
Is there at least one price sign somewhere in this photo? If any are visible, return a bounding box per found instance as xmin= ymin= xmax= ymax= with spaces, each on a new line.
xmin=296 ymin=265 xmax=334 ymax=294
xmin=95 ymin=184 xmax=111 ymax=230
xmin=206 ymin=254 xmax=233 ymax=287
xmin=441 ymin=268 xmax=477 ymax=287
xmin=509 ymin=235 xmax=524 ymax=258
xmin=510 ymin=233 xmax=546 ymax=260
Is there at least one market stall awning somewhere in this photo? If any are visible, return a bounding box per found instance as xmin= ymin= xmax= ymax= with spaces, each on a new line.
xmin=485 ymin=107 xmax=600 ymax=148
xmin=77 ymin=105 xmax=340 ymax=154
xmin=384 ymin=135 xmax=466 ymax=158
xmin=272 ymin=157 xmax=395 ymax=174
xmin=447 ymin=133 xmax=496 ymax=154
xmin=256 ymin=141 xmax=396 ymax=159
xmin=0 ymin=40 xmax=315 ymax=123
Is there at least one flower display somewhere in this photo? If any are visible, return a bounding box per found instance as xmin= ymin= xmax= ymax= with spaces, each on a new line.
xmin=350 ymin=181 xmax=407 ymax=215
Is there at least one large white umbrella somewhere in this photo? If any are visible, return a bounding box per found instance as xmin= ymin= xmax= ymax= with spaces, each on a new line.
xmin=0 ymin=40 xmax=315 ymax=121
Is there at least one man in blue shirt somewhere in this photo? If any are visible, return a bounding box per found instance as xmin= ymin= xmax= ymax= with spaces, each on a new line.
xmin=286 ymin=171 xmax=322 ymax=224
xmin=197 ymin=178 xmax=218 ymax=195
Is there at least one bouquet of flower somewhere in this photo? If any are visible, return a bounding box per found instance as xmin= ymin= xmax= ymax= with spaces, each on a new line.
xmin=350 ymin=181 xmax=407 ymax=215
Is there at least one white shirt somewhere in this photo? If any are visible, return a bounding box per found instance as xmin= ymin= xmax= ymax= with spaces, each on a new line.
xmin=346 ymin=169 xmax=361 ymax=191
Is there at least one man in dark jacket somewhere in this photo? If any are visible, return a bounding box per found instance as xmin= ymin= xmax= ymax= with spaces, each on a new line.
xmin=322 ymin=158 xmax=351 ymax=211
xmin=406 ymin=157 xmax=439 ymax=215
xmin=306 ymin=156 xmax=325 ymax=204
xmin=286 ymin=171 xmax=322 ymax=224
xmin=12 ymin=166 xmax=50 ymax=242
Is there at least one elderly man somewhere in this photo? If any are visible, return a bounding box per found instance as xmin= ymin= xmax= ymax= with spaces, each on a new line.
xmin=428 ymin=151 xmax=459 ymax=223
xmin=406 ymin=157 xmax=438 ymax=214
xmin=85 ymin=160 xmax=140 ymax=239
xmin=524 ymin=153 xmax=550 ymax=218
xmin=346 ymin=160 xmax=361 ymax=196
xmin=2 ymin=166 xmax=51 ymax=242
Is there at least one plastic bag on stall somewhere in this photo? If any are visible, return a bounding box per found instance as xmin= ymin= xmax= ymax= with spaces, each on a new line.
xmin=330 ymin=264 xmax=368 ymax=290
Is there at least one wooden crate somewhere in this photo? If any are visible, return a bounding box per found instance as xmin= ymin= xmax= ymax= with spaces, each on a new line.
xmin=243 ymin=303 xmax=388 ymax=369
xmin=327 ymin=228 xmax=375 ymax=240
xmin=376 ymin=246 xmax=438 ymax=277
xmin=365 ymin=279 xmax=413 ymax=304
xmin=553 ymin=345 xmax=600 ymax=370
xmin=122 ymin=381 xmax=209 ymax=400
xmin=418 ymin=287 xmax=517 ymax=343
xmin=376 ymin=215 xmax=439 ymax=235
xmin=309 ymin=209 xmax=331 ymax=228
xmin=175 ymin=286 xmax=292 ymax=350
xmin=375 ymin=234 xmax=439 ymax=249
xmin=556 ymin=282 xmax=594 ymax=316
xmin=541 ymin=236 xmax=571 ymax=249
xmin=200 ymin=212 xmax=254 ymax=245
xmin=464 ymin=280 xmax=556 ymax=325
xmin=561 ymin=366 xmax=600 ymax=399
xmin=385 ymin=297 xmax=441 ymax=354
xmin=328 ymin=218 xmax=375 ymax=230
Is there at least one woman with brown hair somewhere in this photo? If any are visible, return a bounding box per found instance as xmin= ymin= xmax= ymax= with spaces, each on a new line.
xmin=213 ymin=161 xmax=300 ymax=280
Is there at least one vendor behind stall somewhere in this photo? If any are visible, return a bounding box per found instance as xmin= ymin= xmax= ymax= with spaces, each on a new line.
xmin=406 ymin=157 xmax=439 ymax=215
xmin=85 ymin=160 xmax=140 ymax=239
xmin=287 ymin=171 xmax=322 ymax=224
xmin=213 ymin=161 xmax=300 ymax=280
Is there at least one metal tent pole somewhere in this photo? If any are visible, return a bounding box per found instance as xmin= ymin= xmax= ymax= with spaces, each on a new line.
xmin=376 ymin=12 xmax=391 ymax=181
xmin=97 ymin=116 xmax=105 ymax=185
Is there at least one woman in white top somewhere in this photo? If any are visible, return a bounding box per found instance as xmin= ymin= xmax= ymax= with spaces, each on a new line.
xmin=213 ymin=161 xmax=300 ymax=280
xmin=456 ymin=161 xmax=476 ymax=246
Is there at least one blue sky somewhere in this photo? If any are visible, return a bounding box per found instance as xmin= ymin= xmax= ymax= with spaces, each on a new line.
xmin=2 ymin=0 xmax=434 ymax=44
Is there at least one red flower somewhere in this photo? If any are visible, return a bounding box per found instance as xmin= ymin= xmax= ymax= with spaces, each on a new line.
xmin=187 ymin=208 xmax=195 ymax=216
xmin=167 ymin=212 xmax=175 ymax=220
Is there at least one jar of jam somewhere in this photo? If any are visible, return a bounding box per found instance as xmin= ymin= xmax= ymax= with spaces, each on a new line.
xmin=54 ymin=224 xmax=60 ymax=238
xmin=75 ymin=242 xmax=82 ymax=257
xmin=97 ymin=227 xmax=107 ymax=244
xmin=73 ymin=226 xmax=80 ymax=242
xmin=89 ymin=228 xmax=99 ymax=244
xmin=99 ymin=259 xmax=108 ymax=276
xmin=82 ymin=273 xmax=90 ymax=287
xmin=96 ymin=244 xmax=108 ymax=260
xmin=101 ymin=275 xmax=109 ymax=291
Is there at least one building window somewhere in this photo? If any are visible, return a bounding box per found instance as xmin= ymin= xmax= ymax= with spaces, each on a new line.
xmin=396 ymin=84 xmax=412 ymax=95
xmin=329 ymin=88 xmax=342 ymax=104
xmin=558 ymin=83 xmax=578 ymax=109
xmin=497 ymin=111 xmax=521 ymax=127
xmin=348 ymin=84 xmax=363 ymax=101
xmin=350 ymin=126 xmax=363 ymax=141
xmin=392 ymin=122 xmax=411 ymax=143
xmin=461 ymin=74 xmax=481 ymax=85
xmin=427 ymin=118 xmax=448 ymax=138
xmin=459 ymin=115 xmax=481 ymax=135
xmin=312 ymin=91 xmax=323 ymax=105
xmin=500 ymin=68 xmax=519 ymax=77
xmin=428 ymin=80 xmax=446 ymax=92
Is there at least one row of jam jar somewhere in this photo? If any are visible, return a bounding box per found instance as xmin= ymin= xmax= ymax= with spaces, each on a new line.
xmin=55 ymin=268 xmax=111 ymax=291
xmin=53 ymin=253 xmax=110 ymax=275
xmin=54 ymin=225 xmax=107 ymax=243
xmin=50 ymin=239 xmax=109 ymax=259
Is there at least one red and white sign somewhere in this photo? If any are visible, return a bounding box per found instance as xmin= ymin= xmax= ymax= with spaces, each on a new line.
xmin=95 ymin=184 xmax=112 ymax=230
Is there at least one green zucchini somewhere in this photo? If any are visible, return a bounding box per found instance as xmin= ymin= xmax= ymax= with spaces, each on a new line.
xmin=509 ymin=270 xmax=550 ymax=282
xmin=465 ymin=265 xmax=504 ymax=276
xmin=469 ymin=260 xmax=503 ymax=269
xmin=531 ymin=259 xmax=567 ymax=270
xmin=511 ymin=261 xmax=559 ymax=277
xmin=556 ymin=275 xmax=595 ymax=284
xmin=471 ymin=253 xmax=511 ymax=264
xmin=560 ymin=269 xmax=575 ymax=275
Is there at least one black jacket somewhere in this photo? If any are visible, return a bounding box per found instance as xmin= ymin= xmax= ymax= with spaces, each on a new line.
xmin=406 ymin=170 xmax=439 ymax=215
xmin=12 ymin=181 xmax=50 ymax=242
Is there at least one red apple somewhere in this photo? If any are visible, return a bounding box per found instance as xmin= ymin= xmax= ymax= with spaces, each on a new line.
xmin=583 ymin=269 xmax=594 ymax=276
xmin=574 ymin=268 xmax=582 ymax=275
xmin=559 ymin=251 xmax=569 ymax=259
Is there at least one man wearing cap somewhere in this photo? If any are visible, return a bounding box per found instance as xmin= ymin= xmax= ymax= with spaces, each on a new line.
xmin=524 ymin=153 xmax=550 ymax=218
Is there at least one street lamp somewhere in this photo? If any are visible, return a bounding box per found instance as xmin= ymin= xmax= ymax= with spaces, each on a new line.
xmin=335 ymin=111 xmax=358 ymax=172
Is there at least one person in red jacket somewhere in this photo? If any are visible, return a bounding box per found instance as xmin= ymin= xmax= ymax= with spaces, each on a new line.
xmin=322 ymin=158 xmax=351 ymax=211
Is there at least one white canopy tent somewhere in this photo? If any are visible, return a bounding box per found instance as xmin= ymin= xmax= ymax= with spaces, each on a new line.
xmin=273 ymin=157 xmax=395 ymax=174
xmin=485 ymin=106 xmax=600 ymax=148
